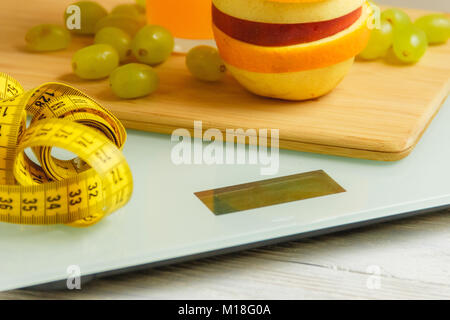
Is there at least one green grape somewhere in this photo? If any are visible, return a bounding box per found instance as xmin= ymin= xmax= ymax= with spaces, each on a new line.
xmin=95 ymin=14 xmax=145 ymax=36
xmin=110 ymin=63 xmax=159 ymax=99
xmin=392 ymin=25 xmax=428 ymax=63
xmin=135 ymin=0 xmax=146 ymax=8
xmin=186 ymin=46 xmax=226 ymax=82
xmin=111 ymin=4 xmax=146 ymax=25
xmin=358 ymin=19 xmax=394 ymax=60
xmin=64 ymin=1 xmax=108 ymax=35
xmin=415 ymin=14 xmax=450 ymax=45
xmin=72 ymin=44 xmax=119 ymax=79
xmin=95 ymin=27 xmax=132 ymax=62
xmin=381 ymin=8 xmax=412 ymax=29
xmin=25 ymin=24 xmax=71 ymax=52
xmin=111 ymin=4 xmax=145 ymax=17
xmin=132 ymin=25 xmax=174 ymax=65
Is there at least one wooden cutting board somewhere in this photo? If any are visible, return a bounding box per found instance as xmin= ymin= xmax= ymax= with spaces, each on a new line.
xmin=1 ymin=0 xmax=449 ymax=161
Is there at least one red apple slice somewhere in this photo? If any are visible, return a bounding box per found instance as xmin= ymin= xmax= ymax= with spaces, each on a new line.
xmin=213 ymin=5 xmax=362 ymax=47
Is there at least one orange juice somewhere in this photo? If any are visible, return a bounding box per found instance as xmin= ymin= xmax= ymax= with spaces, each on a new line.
xmin=146 ymin=0 xmax=215 ymax=53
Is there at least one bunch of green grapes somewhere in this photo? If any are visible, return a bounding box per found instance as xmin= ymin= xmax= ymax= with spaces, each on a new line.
xmin=359 ymin=3 xmax=450 ymax=64
xmin=25 ymin=0 xmax=226 ymax=99
xmin=25 ymin=1 xmax=177 ymax=99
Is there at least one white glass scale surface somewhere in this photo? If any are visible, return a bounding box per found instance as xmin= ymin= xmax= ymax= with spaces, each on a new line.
xmin=0 ymin=96 xmax=449 ymax=291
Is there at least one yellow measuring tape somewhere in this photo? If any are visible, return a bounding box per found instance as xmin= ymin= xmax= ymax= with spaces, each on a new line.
xmin=0 ymin=73 xmax=133 ymax=227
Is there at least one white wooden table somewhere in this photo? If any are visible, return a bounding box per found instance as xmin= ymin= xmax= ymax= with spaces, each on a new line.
xmin=1 ymin=0 xmax=450 ymax=300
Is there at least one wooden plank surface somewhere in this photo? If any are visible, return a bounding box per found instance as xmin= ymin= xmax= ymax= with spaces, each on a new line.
xmin=0 ymin=0 xmax=449 ymax=161
xmin=1 ymin=209 xmax=450 ymax=299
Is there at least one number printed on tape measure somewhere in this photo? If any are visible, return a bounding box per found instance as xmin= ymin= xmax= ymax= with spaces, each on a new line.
xmin=0 ymin=73 xmax=133 ymax=227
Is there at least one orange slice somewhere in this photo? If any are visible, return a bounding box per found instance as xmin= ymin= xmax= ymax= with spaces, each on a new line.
xmin=213 ymin=2 xmax=371 ymax=73
xmin=212 ymin=0 xmax=364 ymax=24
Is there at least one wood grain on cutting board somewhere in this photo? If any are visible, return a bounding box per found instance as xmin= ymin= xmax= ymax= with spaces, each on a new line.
xmin=0 ymin=0 xmax=449 ymax=161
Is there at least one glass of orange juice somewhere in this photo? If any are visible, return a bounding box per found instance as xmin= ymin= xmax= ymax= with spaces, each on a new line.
xmin=146 ymin=0 xmax=215 ymax=53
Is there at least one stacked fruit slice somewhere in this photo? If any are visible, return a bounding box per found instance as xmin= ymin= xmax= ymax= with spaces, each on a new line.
xmin=212 ymin=0 xmax=372 ymax=100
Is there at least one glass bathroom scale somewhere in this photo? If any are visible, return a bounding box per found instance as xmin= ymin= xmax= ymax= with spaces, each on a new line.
xmin=1 ymin=96 xmax=449 ymax=291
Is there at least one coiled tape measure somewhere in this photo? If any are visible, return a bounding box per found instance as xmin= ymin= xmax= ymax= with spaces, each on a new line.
xmin=0 ymin=73 xmax=133 ymax=227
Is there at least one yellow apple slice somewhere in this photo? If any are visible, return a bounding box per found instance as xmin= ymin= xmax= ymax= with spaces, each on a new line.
xmin=212 ymin=0 xmax=364 ymax=24
xmin=226 ymin=58 xmax=354 ymax=101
